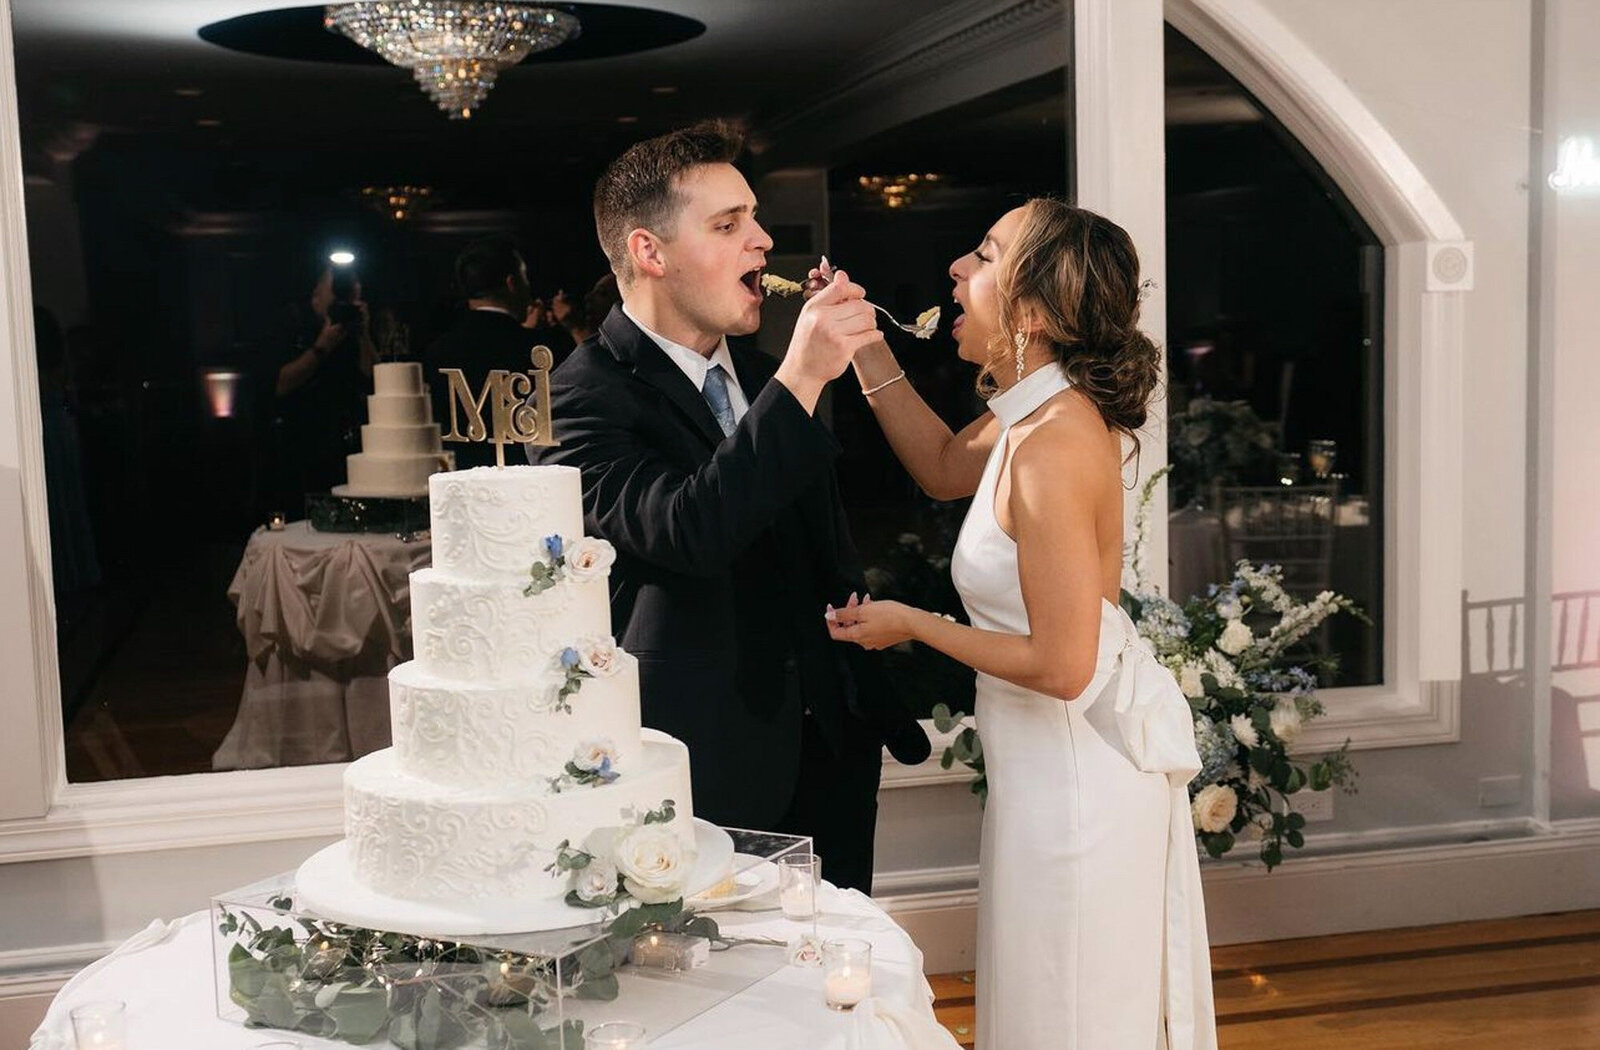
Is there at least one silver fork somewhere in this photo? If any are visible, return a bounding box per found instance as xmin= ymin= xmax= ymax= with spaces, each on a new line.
xmin=809 ymin=258 xmax=938 ymax=337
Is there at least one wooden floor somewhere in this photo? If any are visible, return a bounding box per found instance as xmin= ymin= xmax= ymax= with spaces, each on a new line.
xmin=931 ymin=909 xmax=1600 ymax=1048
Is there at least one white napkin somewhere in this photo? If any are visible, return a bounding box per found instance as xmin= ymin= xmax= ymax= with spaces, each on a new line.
xmin=845 ymin=997 xmax=964 ymax=1050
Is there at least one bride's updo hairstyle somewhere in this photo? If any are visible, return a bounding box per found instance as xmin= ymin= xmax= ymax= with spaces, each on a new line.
xmin=986 ymin=199 xmax=1162 ymax=451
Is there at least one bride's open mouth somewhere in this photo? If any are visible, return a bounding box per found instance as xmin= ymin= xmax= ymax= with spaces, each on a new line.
xmin=952 ymin=312 xmax=966 ymax=336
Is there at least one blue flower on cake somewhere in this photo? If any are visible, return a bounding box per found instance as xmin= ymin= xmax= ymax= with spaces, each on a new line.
xmin=550 ymin=738 xmax=622 ymax=792
xmin=525 ymin=534 xmax=617 ymax=596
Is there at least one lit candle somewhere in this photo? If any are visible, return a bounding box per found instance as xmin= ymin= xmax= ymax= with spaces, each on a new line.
xmin=267 ymin=511 xmax=287 ymax=531
xmin=824 ymin=966 xmax=872 ymax=1009
xmin=822 ymin=938 xmax=873 ymax=1011
xmin=777 ymin=852 xmax=819 ymax=921
xmin=69 ymin=1000 xmax=125 ymax=1050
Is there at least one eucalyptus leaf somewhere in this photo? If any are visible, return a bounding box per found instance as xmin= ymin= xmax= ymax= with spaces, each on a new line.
xmin=324 ymin=985 xmax=390 ymax=1042
xmin=574 ymin=972 xmax=619 ymax=1001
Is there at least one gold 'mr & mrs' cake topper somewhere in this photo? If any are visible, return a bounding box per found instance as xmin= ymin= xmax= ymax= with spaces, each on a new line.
xmin=438 ymin=346 xmax=558 ymax=468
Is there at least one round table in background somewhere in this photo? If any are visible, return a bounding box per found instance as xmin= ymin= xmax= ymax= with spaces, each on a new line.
xmin=212 ymin=521 xmax=430 ymax=771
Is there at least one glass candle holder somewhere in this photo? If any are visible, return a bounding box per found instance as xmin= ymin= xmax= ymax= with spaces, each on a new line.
xmin=267 ymin=510 xmax=287 ymax=531
xmin=777 ymin=852 xmax=819 ymax=921
xmin=584 ymin=1021 xmax=648 ymax=1049
xmin=1306 ymin=439 xmax=1338 ymax=479
xmin=69 ymin=1000 xmax=126 ymax=1050
xmin=822 ymin=938 xmax=873 ymax=1011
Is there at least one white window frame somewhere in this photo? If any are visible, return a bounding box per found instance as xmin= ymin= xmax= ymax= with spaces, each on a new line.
xmin=1163 ymin=0 xmax=1466 ymax=755
xmin=0 ymin=0 xmax=1465 ymax=857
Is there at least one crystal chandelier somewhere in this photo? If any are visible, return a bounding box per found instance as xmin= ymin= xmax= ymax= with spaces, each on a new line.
xmin=325 ymin=3 xmax=581 ymax=119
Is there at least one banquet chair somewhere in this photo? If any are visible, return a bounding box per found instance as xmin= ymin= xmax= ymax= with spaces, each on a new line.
xmin=1212 ymin=480 xmax=1341 ymax=655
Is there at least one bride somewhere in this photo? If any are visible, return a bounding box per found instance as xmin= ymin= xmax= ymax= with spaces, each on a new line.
xmin=825 ymin=200 xmax=1218 ymax=1049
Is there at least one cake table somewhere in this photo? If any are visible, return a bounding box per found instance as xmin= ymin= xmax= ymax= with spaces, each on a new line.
xmin=29 ymin=883 xmax=960 ymax=1050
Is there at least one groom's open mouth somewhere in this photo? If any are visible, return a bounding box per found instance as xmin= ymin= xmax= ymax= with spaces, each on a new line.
xmin=738 ymin=266 xmax=764 ymax=301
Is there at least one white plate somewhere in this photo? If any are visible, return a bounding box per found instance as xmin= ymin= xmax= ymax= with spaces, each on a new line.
xmin=686 ymin=856 xmax=779 ymax=910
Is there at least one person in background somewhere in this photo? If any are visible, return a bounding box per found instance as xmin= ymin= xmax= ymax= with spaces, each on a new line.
xmin=270 ymin=265 xmax=375 ymax=511
xmin=550 ymin=273 xmax=621 ymax=347
xmin=422 ymin=238 xmax=542 ymax=469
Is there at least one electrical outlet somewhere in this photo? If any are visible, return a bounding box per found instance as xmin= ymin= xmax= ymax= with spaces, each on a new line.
xmin=1297 ymin=790 xmax=1334 ymax=822
xmin=1479 ymin=774 xmax=1523 ymax=808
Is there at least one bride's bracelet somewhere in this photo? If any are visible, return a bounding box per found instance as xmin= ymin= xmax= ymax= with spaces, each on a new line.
xmin=860 ymin=369 xmax=907 ymax=397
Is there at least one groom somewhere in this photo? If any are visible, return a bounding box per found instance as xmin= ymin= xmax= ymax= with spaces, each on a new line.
xmin=530 ymin=121 xmax=929 ymax=892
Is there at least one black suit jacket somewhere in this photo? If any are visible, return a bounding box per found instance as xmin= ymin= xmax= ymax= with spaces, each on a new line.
xmin=531 ymin=306 xmax=927 ymax=828
xmin=423 ymin=309 xmax=560 ymax=469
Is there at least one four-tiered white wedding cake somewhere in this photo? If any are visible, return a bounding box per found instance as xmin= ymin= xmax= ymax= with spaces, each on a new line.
xmin=332 ymin=361 xmax=448 ymax=498
xmin=297 ymin=464 xmax=721 ymax=935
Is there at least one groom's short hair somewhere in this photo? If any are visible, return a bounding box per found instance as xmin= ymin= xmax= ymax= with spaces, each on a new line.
xmin=593 ymin=120 xmax=744 ymax=286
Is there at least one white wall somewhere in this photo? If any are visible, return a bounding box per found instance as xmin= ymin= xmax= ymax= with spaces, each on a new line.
xmin=1546 ymin=0 xmax=1600 ymax=822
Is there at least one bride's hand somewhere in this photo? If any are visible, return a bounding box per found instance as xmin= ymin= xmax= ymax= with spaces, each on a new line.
xmin=825 ymin=593 xmax=917 ymax=650
xmin=802 ymin=256 xmax=836 ymax=300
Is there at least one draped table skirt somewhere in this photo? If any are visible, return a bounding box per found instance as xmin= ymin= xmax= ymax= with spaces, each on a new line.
xmin=213 ymin=521 xmax=431 ymax=770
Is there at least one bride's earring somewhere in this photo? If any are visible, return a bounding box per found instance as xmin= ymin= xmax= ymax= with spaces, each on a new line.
xmin=1013 ymin=330 xmax=1027 ymax=381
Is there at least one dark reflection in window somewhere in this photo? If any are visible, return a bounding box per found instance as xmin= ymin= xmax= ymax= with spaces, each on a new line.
xmin=1164 ymin=26 xmax=1384 ymax=686
xmin=828 ymin=73 xmax=1070 ymax=718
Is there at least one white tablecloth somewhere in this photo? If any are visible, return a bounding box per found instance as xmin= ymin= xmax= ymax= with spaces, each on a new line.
xmin=31 ymin=884 xmax=959 ymax=1050
xmin=213 ymin=522 xmax=431 ymax=771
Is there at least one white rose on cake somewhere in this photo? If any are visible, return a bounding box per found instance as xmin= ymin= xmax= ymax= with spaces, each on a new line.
xmin=577 ymin=637 xmax=627 ymax=678
xmin=574 ymin=859 xmax=620 ymax=904
xmin=565 ymin=537 xmax=617 ymax=581
xmin=615 ymin=824 xmax=693 ymax=904
xmin=1191 ymin=783 xmax=1239 ymax=833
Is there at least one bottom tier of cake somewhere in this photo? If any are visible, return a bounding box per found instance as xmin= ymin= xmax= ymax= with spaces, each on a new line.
xmin=296 ymin=730 xmax=711 ymax=935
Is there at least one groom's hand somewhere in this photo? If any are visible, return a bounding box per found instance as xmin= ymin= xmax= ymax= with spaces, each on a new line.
xmin=775 ymin=268 xmax=878 ymax=414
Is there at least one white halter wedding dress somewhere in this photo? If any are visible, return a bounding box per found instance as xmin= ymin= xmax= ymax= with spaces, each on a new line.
xmin=950 ymin=365 xmax=1218 ymax=1049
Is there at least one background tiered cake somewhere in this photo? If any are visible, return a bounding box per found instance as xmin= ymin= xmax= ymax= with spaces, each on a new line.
xmin=296 ymin=465 xmax=726 ymax=935
xmin=332 ymin=361 xmax=449 ymax=499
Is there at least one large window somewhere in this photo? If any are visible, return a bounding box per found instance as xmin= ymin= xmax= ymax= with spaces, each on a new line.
xmin=1164 ymin=26 xmax=1384 ymax=687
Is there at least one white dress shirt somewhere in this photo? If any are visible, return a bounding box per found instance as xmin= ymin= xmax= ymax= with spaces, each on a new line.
xmin=622 ymin=303 xmax=750 ymax=424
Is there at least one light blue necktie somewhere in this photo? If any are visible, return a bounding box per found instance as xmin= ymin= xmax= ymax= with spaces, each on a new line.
xmin=702 ymin=363 xmax=737 ymax=437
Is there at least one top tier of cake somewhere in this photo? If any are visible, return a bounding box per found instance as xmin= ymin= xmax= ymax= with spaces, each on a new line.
xmin=430 ymin=466 xmax=587 ymax=581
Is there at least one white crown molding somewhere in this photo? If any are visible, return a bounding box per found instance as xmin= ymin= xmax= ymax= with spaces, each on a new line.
xmin=1163 ymin=0 xmax=1468 ymax=715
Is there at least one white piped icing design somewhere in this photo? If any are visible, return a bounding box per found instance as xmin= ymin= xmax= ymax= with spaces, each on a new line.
xmin=430 ymin=467 xmax=586 ymax=581
xmin=345 ymin=734 xmax=694 ymax=903
xmin=410 ymin=569 xmax=615 ymax=682
xmin=297 ymin=464 xmax=697 ymax=925
xmin=389 ymin=659 xmax=643 ymax=792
